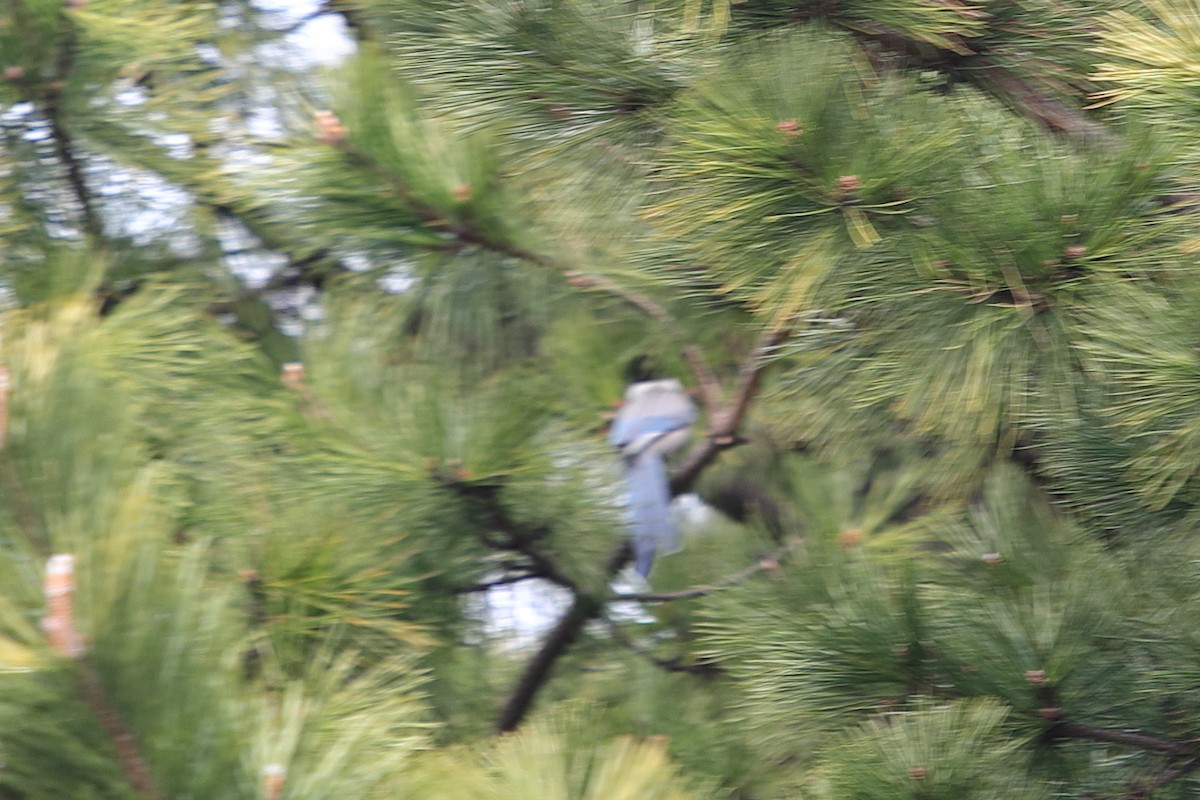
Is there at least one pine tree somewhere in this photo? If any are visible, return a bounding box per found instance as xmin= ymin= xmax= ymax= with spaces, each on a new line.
xmin=3 ymin=0 xmax=1200 ymax=798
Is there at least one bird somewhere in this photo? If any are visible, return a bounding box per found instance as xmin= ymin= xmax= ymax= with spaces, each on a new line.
xmin=608 ymin=377 xmax=697 ymax=577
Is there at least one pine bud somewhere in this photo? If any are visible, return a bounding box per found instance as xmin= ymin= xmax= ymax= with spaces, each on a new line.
xmin=261 ymin=764 xmax=285 ymax=800
xmin=43 ymin=554 xmax=85 ymax=657
xmin=3 ymin=65 xmax=24 ymax=82
xmin=907 ymin=766 xmax=927 ymax=780
xmin=776 ymin=119 xmax=802 ymax=136
xmin=281 ymin=361 xmax=305 ymax=391
xmin=313 ymin=110 xmax=346 ymax=145
xmin=838 ymin=527 xmax=862 ymax=549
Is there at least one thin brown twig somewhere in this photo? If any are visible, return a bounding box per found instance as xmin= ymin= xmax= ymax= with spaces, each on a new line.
xmin=563 ymin=271 xmax=672 ymax=323
xmin=682 ymin=343 xmax=723 ymax=412
xmin=611 ymin=538 xmax=801 ymax=603
xmin=670 ymin=328 xmax=789 ymax=494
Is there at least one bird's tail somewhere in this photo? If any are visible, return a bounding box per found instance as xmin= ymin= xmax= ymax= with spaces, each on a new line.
xmin=624 ymin=452 xmax=678 ymax=577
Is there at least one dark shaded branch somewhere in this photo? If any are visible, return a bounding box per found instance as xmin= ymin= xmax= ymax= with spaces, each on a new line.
xmin=602 ymin=617 xmax=724 ymax=678
xmin=271 ymin=4 xmax=332 ymax=35
xmin=211 ymin=204 xmax=350 ymax=289
xmin=853 ymin=24 xmax=1114 ymax=147
xmin=495 ymin=542 xmax=631 ymax=732
xmin=45 ymin=100 xmax=100 ymax=239
xmin=683 ymin=343 xmax=723 ymax=412
xmin=1048 ymin=720 xmax=1200 ymax=798
xmin=495 ymin=594 xmax=598 ymax=732
xmin=1052 ymin=721 xmax=1193 ymax=756
xmin=967 ymin=56 xmax=1113 ymax=147
xmin=670 ymin=328 xmax=789 ymax=494
xmin=439 ymin=477 xmax=578 ymax=592
xmin=612 ymin=538 xmax=801 ymax=603
xmin=326 ymin=0 xmax=374 ymax=44
xmin=77 ymin=661 xmax=163 ymax=800
xmin=1124 ymin=753 xmax=1200 ymax=800
xmin=42 ymin=25 xmax=102 ymax=239
xmin=450 ymin=571 xmax=546 ymax=594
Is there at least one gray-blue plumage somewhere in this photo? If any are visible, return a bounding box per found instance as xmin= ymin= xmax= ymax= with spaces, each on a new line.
xmin=608 ymin=379 xmax=696 ymax=577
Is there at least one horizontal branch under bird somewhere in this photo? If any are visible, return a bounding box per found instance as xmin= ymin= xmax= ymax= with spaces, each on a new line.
xmin=602 ymin=617 xmax=724 ymax=678
xmin=611 ymin=538 xmax=802 ymax=603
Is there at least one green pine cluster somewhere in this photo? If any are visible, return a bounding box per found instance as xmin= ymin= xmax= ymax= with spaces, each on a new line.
xmin=2 ymin=0 xmax=1200 ymax=798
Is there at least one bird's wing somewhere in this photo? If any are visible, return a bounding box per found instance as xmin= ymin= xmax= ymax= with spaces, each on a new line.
xmin=608 ymin=380 xmax=696 ymax=453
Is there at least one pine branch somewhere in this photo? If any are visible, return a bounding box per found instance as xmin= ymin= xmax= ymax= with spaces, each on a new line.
xmin=438 ymin=477 xmax=578 ymax=592
xmin=611 ymin=538 xmax=801 ymax=603
xmin=4 ymin=2 xmax=102 ymax=241
xmin=44 ymin=555 xmax=162 ymax=800
xmin=683 ymin=343 xmax=724 ymax=414
xmin=210 ymin=204 xmax=350 ymax=287
xmin=853 ymin=23 xmax=1114 ymax=146
xmin=562 ymin=271 xmax=672 ymax=323
xmin=271 ymin=3 xmax=333 ymax=35
xmin=968 ymin=56 xmax=1113 ymax=146
xmin=1124 ymin=753 xmax=1200 ymax=800
xmin=1049 ymin=720 xmax=1200 ymax=798
xmin=45 ymin=98 xmax=101 ymax=240
xmin=602 ymin=617 xmax=723 ymax=678
xmin=327 ymin=138 xmax=713 ymax=360
xmin=1052 ymin=721 xmax=1193 ymax=756
xmin=76 ymin=661 xmax=164 ymax=800
xmin=670 ymin=327 xmax=788 ymax=494
xmin=44 ymin=27 xmax=102 ymax=240
xmin=450 ymin=571 xmax=547 ymax=594
xmin=495 ymin=542 xmax=630 ymax=732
